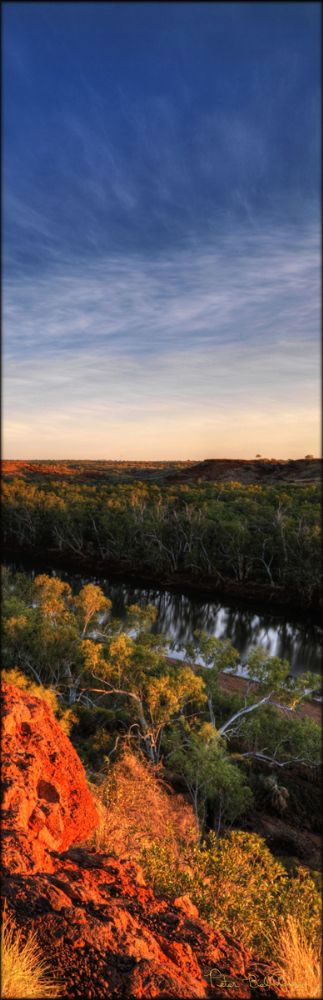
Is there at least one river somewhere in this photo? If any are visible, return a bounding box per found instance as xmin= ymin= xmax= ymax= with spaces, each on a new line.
xmin=4 ymin=558 xmax=322 ymax=678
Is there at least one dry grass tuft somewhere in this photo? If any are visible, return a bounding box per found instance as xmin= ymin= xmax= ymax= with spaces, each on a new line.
xmin=270 ymin=915 xmax=322 ymax=998
xmin=1 ymin=906 xmax=62 ymax=998
xmin=87 ymin=749 xmax=199 ymax=861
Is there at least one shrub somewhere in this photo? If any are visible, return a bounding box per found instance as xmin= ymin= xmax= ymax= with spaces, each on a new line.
xmin=1 ymin=906 xmax=61 ymax=998
xmin=235 ymin=705 xmax=321 ymax=769
xmin=141 ymin=830 xmax=321 ymax=961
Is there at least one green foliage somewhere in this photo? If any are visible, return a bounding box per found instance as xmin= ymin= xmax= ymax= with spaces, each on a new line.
xmin=1 ymin=566 xmax=34 ymax=604
xmin=246 ymin=647 xmax=291 ymax=690
xmin=86 ymin=624 xmax=207 ymax=761
xmin=234 ymin=705 xmax=321 ymax=830
xmin=246 ymin=647 xmax=319 ymax=706
xmin=71 ymin=703 xmax=117 ymax=738
xmin=146 ymin=668 xmax=206 ymax=733
xmin=2 ymin=594 xmax=33 ymax=623
xmin=2 ymin=477 xmax=321 ymax=603
xmin=1 ymin=559 xmax=321 ymax=974
xmin=70 ymin=703 xmax=128 ymax=772
xmin=185 ymin=631 xmax=240 ymax=674
xmin=234 ymin=703 xmax=321 ymax=767
xmin=3 ymin=605 xmax=83 ymax=688
xmin=141 ymin=830 xmax=321 ymax=959
xmin=165 ymin=721 xmax=253 ymax=830
xmin=1 ymin=569 xmax=320 ymax=830
xmin=2 ymin=571 xmax=209 ymax=766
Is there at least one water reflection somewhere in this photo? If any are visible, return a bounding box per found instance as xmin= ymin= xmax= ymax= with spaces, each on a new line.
xmin=107 ymin=583 xmax=321 ymax=675
xmin=5 ymin=562 xmax=322 ymax=676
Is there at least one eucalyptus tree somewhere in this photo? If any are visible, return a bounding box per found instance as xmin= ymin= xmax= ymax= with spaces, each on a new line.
xmin=184 ymin=631 xmax=320 ymax=769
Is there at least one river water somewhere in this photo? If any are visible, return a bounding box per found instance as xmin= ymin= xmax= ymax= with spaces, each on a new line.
xmin=5 ymin=559 xmax=322 ymax=678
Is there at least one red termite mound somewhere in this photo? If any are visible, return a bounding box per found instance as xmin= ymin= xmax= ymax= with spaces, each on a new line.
xmin=1 ymin=681 xmax=277 ymax=998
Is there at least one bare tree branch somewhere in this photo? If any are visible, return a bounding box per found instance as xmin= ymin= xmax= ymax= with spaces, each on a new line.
xmin=238 ymin=750 xmax=318 ymax=768
xmin=218 ymin=692 xmax=275 ymax=736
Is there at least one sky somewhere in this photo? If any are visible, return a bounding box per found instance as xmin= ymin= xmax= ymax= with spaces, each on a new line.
xmin=3 ymin=2 xmax=321 ymax=460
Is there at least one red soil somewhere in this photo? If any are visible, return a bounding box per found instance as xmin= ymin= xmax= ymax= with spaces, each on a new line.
xmin=1 ymin=460 xmax=77 ymax=478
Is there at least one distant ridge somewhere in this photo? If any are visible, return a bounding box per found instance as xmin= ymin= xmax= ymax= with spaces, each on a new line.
xmin=167 ymin=458 xmax=322 ymax=485
xmin=1 ymin=457 xmax=321 ymax=486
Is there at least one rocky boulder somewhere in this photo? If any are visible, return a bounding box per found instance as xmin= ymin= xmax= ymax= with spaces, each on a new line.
xmin=1 ymin=681 xmax=98 ymax=873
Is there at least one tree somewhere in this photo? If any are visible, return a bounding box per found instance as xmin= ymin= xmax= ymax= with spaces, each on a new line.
xmin=145 ymin=668 xmax=206 ymax=761
xmin=165 ymin=721 xmax=253 ymax=834
xmin=186 ymin=633 xmax=320 ymax=769
xmin=2 ymin=573 xmax=320 ymax=785
xmin=33 ymin=574 xmax=73 ymax=625
xmin=184 ymin=632 xmax=239 ymax=727
xmin=231 ymin=704 xmax=320 ymax=771
xmin=74 ymin=583 xmax=112 ymax=638
xmin=2 ymin=477 xmax=320 ymax=606
xmin=85 ymin=637 xmax=206 ymax=764
xmin=2 ymin=574 xmax=110 ymax=701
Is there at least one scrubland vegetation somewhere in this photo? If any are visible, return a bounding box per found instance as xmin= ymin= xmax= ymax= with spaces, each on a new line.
xmin=1 ymin=563 xmax=321 ymax=995
xmin=85 ymin=748 xmax=321 ymax=968
xmin=1 ymin=464 xmax=321 ymax=996
xmin=2 ymin=476 xmax=321 ymax=610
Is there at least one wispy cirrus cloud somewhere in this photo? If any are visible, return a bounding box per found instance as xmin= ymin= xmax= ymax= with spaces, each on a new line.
xmin=3 ymin=222 xmax=320 ymax=458
xmin=4 ymin=221 xmax=319 ymax=354
xmin=4 ymin=64 xmax=320 ymax=275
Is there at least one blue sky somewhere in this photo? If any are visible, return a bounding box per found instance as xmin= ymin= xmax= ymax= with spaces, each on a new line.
xmin=3 ymin=2 xmax=320 ymax=459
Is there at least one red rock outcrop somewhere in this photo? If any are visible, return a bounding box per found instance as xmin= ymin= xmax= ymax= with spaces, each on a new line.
xmin=3 ymin=849 xmax=267 ymax=998
xmin=1 ymin=682 xmax=98 ymax=873
xmin=1 ymin=681 xmax=277 ymax=997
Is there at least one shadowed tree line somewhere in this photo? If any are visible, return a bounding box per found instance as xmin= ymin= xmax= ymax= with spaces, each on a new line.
xmin=2 ymin=478 xmax=321 ymax=610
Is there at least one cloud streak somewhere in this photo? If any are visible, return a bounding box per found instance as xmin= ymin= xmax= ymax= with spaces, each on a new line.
xmin=4 ymin=60 xmax=320 ymax=274
xmin=3 ymin=222 xmax=320 ymax=458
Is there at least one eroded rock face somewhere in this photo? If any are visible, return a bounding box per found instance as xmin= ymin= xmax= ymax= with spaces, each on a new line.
xmin=1 ymin=682 xmax=277 ymax=997
xmin=2 ymin=848 xmax=273 ymax=998
xmin=1 ymin=682 xmax=98 ymax=872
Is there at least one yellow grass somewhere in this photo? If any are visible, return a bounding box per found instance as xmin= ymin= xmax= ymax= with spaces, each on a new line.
xmin=271 ymin=915 xmax=322 ymax=999
xmin=1 ymin=906 xmax=62 ymax=998
xmin=87 ymin=749 xmax=198 ymax=861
